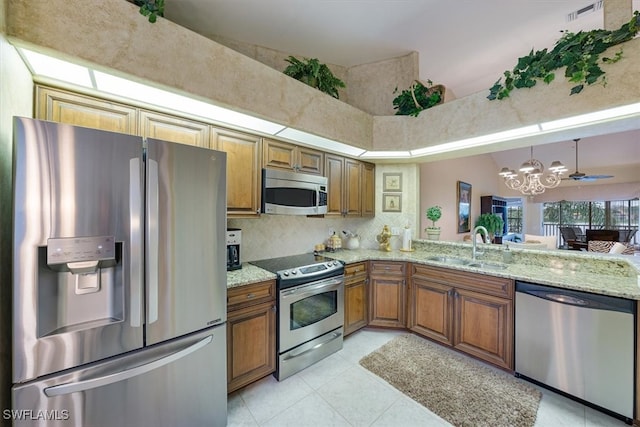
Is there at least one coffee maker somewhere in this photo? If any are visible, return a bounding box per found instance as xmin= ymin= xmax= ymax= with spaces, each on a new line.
xmin=226 ymin=228 xmax=241 ymax=270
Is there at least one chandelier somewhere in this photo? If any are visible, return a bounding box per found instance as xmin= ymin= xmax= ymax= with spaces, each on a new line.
xmin=499 ymin=147 xmax=567 ymax=195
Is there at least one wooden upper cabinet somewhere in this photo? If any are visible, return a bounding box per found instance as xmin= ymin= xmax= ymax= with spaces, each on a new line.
xmin=324 ymin=154 xmax=375 ymax=217
xmin=214 ymin=128 xmax=262 ymax=217
xmin=139 ymin=110 xmax=209 ymax=148
xmin=325 ymin=154 xmax=346 ymax=216
xmin=362 ymin=162 xmax=375 ymax=217
xmin=36 ymin=86 xmax=137 ymax=134
xmin=263 ymin=139 xmax=323 ymax=175
xmin=344 ymin=159 xmax=362 ymax=217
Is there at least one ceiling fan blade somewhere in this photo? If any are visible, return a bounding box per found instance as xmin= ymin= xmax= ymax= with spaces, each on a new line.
xmin=581 ymin=174 xmax=614 ymax=180
xmin=563 ymin=174 xmax=614 ymax=181
xmin=563 ymin=139 xmax=614 ymax=182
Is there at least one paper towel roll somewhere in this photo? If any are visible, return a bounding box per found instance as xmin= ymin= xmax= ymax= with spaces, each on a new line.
xmin=402 ymin=228 xmax=412 ymax=251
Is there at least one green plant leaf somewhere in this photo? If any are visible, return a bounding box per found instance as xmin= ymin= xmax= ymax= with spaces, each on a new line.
xmin=282 ymin=56 xmax=345 ymax=98
xmin=570 ymin=84 xmax=584 ymax=95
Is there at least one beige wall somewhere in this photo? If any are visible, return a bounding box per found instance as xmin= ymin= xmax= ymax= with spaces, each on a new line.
xmin=6 ymin=0 xmax=640 ymax=156
xmin=0 ymin=26 xmax=35 ymax=422
xmin=419 ymin=154 xmax=502 ymax=241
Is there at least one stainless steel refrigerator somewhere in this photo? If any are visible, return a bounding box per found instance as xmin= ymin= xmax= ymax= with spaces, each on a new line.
xmin=11 ymin=117 xmax=227 ymax=427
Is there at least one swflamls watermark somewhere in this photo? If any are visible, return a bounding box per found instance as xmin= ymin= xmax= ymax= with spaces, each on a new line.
xmin=3 ymin=409 xmax=70 ymax=421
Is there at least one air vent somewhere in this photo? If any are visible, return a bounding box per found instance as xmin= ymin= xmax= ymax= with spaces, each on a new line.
xmin=567 ymin=0 xmax=603 ymax=22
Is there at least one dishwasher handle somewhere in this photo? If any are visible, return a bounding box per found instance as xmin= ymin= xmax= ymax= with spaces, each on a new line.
xmin=515 ymin=280 xmax=635 ymax=314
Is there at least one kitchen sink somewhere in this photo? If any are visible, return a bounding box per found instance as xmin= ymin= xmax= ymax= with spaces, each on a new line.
xmin=426 ymin=256 xmax=471 ymax=266
xmin=467 ymin=261 xmax=508 ymax=271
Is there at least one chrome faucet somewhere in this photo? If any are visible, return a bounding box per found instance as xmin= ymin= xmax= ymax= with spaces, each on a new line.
xmin=472 ymin=225 xmax=490 ymax=260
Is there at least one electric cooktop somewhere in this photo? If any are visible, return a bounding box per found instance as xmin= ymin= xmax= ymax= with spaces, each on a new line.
xmin=250 ymin=253 xmax=344 ymax=288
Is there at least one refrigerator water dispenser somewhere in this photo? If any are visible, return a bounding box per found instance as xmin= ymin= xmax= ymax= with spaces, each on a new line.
xmin=38 ymin=236 xmax=124 ymax=337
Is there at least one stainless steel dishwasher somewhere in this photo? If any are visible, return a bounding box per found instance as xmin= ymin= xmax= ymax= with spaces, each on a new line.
xmin=515 ymin=281 xmax=635 ymax=422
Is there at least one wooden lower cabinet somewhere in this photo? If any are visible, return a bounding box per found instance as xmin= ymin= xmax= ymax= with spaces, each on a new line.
xmin=409 ymin=264 xmax=514 ymax=370
xmin=227 ymin=280 xmax=276 ymax=393
xmin=454 ymin=288 xmax=513 ymax=369
xmin=369 ymin=262 xmax=406 ymax=328
xmin=344 ymin=262 xmax=368 ymax=335
xmin=410 ymin=277 xmax=454 ymax=346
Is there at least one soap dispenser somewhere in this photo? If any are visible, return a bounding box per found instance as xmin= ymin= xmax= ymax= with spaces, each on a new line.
xmin=502 ymin=245 xmax=513 ymax=263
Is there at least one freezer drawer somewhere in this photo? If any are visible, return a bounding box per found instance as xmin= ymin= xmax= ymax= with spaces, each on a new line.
xmin=11 ymin=327 xmax=227 ymax=427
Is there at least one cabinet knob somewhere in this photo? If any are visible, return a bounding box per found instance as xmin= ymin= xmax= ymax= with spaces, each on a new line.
xmin=246 ymin=293 xmax=255 ymax=299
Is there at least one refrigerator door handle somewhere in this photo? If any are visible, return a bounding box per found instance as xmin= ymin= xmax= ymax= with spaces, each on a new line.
xmin=129 ymin=158 xmax=143 ymax=327
xmin=43 ymin=335 xmax=213 ymax=397
xmin=147 ymin=158 xmax=159 ymax=324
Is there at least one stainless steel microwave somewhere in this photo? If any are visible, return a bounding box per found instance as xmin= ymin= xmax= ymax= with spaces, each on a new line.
xmin=262 ymin=168 xmax=328 ymax=215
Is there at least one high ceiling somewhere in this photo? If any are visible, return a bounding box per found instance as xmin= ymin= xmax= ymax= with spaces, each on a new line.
xmin=164 ymin=0 xmax=638 ymax=99
xmin=163 ymin=0 xmax=639 ymax=177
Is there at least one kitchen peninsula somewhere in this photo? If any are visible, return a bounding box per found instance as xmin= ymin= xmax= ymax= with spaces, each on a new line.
xmin=226 ymin=242 xmax=640 ymax=423
xmin=230 ymin=241 xmax=640 ymax=299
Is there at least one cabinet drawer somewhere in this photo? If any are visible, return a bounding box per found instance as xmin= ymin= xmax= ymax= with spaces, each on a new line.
xmin=412 ymin=264 xmax=513 ymax=299
xmin=370 ymin=261 xmax=405 ymax=276
xmin=345 ymin=262 xmax=367 ymax=278
xmin=228 ymin=280 xmax=276 ymax=310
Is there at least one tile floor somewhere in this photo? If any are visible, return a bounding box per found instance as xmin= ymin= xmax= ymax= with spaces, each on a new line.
xmin=227 ymin=328 xmax=630 ymax=426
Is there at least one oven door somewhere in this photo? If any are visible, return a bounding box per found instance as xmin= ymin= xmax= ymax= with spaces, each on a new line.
xmin=279 ymin=276 xmax=344 ymax=352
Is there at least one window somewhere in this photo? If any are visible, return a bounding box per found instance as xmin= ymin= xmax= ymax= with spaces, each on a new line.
xmin=543 ymin=199 xmax=639 ymax=244
xmin=506 ymin=200 xmax=523 ymax=234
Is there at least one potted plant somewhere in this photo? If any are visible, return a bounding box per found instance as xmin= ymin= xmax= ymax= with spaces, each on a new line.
xmin=475 ymin=213 xmax=505 ymax=243
xmin=392 ymin=80 xmax=444 ymax=117
xmin=425 ymin=206 xmax=442 ymax=240
xmin=283 ymin=56 xmax=346 ymax=99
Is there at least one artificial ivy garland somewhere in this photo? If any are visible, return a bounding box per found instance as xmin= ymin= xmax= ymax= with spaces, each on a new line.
xmin=488 ymin=11 xmax=639 ymax=100
xmin=134 ymin=0 xmax=165 ymax=23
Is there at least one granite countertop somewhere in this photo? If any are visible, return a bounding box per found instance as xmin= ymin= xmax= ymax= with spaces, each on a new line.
xmin=227 ymin=263 xmax=276 ymax=289
xmin=325 ymin=246 xmax=640 ymax=300
xmin=227 ymin=242 xmax=640 ymax=300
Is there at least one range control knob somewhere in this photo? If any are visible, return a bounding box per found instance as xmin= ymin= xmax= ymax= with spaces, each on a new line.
xmin=291 ymin=269 xmax=298 ymax=275
xmin=283 ymin=271 xmax=290 ymax=276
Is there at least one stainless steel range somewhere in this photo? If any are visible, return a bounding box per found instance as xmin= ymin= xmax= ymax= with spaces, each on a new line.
xmin=250 ymin=253 xmax=344 ymax=380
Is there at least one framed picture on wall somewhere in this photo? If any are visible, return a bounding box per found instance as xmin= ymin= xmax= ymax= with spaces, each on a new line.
xmin=457 ymin=181 xmax=471 ymax=233
xmin=383 ymin=173 xmax=402 ymax=192
xmin=382 ymin=194 xmax=402 ymax=212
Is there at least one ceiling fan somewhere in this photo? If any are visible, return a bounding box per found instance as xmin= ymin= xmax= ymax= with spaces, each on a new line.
xmin=563 ymin=138 xmax=614 ymax=182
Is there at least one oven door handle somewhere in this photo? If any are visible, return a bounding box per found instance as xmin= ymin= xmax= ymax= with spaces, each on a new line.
xmin=281 ymin=277 xmax=342 ymax=300
xmin=282 ymin=330 xmax=343 ymax=361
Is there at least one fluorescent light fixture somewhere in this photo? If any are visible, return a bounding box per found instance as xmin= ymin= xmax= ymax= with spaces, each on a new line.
xmin=93 ymin=71 xmax=286 ymax=135
xmin=20 ymin=49 xmax=93 ymax=88
xmin=17 ymin=47 xmax=640 ymax=160
xmin=540 ymin=102 xmax=640 ymax=131
xmin=275 ymin=128 xmax=366 ymax=157
xmin=410 ymin=125 xmax=541 ymax=157
xmin=359 ymin=150 xmax=411 ymax=159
